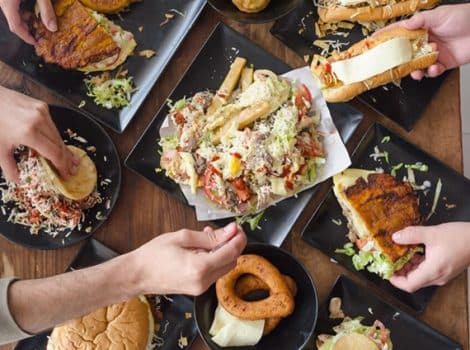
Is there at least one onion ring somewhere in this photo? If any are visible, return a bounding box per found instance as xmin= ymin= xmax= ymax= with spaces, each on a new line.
xmin=216 ymin=254 xmax=295 ymax=320
xmin=235 ymin=274 xmax=297 ymax=335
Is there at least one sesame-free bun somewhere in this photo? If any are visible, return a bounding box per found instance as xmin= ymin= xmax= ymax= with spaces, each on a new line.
xmin=47 ymin=296 xmax=154 ymax=350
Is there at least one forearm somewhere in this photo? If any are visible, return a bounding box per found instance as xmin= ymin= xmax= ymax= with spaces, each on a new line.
xmin=8 ymin=252 xmax=143 ymax=334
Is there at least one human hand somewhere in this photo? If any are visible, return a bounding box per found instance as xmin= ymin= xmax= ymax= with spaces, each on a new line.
xmin=0 ymin=86 xmax=79 ymax=182
xmin=0 ymin=0 xmax=57 ymax=45
xmin=381 ymin=4 xmax=470 ymax=80
xmin=129 ymin=222 xmax=247 ymax=295
xmin=390 ymin=222 xmax=470 ymax=293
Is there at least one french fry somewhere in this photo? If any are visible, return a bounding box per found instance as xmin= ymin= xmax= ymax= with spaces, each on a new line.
xmin=240 ymin=67 xmax=254 ymax=91
xmin=206 ymin=57 xmax=247 ymax=116
xmin=212 ymin=102 xmax=270 ymax=145
xmin=205 ymin=105 xmax=242 ymax=131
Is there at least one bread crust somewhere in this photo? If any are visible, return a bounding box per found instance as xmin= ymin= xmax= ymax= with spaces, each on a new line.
xmin=311 ymin=28 xmax=438 ymax=102
xmin=318 ymin=0 xmax=439 ymax=23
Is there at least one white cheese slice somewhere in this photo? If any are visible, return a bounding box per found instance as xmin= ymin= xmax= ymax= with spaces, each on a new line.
xmin=338 ymin=0 xmax=367 ymax=7
xmin=331 ymin=38 xmax=413 ymax=85
xmin=209 ymin=304 xmax=265 ymax=347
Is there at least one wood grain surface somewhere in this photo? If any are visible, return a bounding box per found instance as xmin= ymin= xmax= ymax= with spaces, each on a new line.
xmin=0 ymin=5 xmax=467 ymax=350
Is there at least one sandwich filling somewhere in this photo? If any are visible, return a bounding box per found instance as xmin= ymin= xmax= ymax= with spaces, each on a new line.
xmin=311 ymin=33 xmax=433 ymax=89
xmin=333 ymin=169 xmax=422 ymax=279
xmin=317 ymin=317 xmax=393 ymax=350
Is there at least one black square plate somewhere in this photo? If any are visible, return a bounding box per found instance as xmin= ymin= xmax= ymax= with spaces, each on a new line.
xmin=270 ymin=0 xmax=451 ymax=131
xmin=0 ymin=0 xmax=206 ymax=133
xmin=15 ymin=238 xmax=198 ymax=350
xmin=301 ymin=123 xmax=470 ymax=312
xmin=0 ymin=105 xmax=121 ymax=250
xmin=125 ymin=22 xmax=364 ymax=247
xmin=313 ymin=275 xmax=462 ymax=349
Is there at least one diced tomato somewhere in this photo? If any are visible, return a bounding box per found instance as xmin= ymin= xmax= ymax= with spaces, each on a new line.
xmin=203 ymin=167 xmax=225 ymax=206
xmin=174 ymin=111 xmax=185 ymax=126
xmin=325 ymin=63 xmax=332 ymax=74
xmin=285 ymin=180 xmax=294 ymax=191
xmin=230 ymin=177 xmax=251 ymax=202
xmin=297 ymin=135 xmax=324 ymax=157
xmin=295 ymin=84 xmax=313 ymax=117
xmin=355 ymin=239 xmax=369 ymax=250
xmin=370 ymin=320 xmax=389 ymax=344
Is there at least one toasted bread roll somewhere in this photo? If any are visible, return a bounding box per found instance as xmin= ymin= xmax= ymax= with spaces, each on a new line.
xmin=311 ymin=28 xmax=438 ymax=102
xmin=318 ymin=0 xmax=439 ymax=23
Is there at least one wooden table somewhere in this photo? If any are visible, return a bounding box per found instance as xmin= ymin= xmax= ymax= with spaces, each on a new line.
xmin=0 ymin=6 xmax=467 ymax=350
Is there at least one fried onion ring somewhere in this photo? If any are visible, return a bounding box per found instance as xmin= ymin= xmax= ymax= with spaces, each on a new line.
xmin=216 ymin=254 xmax=295 ymax=320
xmin=235 ymin=274 xmax=297 ymax=335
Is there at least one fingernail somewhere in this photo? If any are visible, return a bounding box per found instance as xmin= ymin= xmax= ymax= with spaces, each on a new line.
xmin=392 ymin=233 xmax=400 ymax=241
xmin=223 ymin=222 xmax=237 ymax=235
xmin=70 ymin=164 xmax=78 ymax=175
xmin=48 ymin=20 xmax=57 ymax=32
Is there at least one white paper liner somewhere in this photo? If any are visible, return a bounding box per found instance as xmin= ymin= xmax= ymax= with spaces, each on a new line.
xmin=159 ymin=66 xmax=351 ymax=221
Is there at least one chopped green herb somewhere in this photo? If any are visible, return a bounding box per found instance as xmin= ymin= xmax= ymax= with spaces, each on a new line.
xmin=390 ymin=163 xmax=403 ymax=177
xmin=381 ymin=136 xmax=391 ymax=143
xmin=426 ymin=178 xmax=442 ymax=221
xmin=405 ymin=163 xmax=429 ymax=172
xmin=236 ymin=211 xmax=265 ymax=231
xmin=335 ymin=242 xmax=355 ymax=257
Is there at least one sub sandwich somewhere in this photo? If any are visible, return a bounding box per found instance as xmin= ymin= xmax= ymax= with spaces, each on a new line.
xmin=333 ymin=169 xmax=423 ymax=280
xmin=317 ymin=0 xmax=438 ymax=23
xmin=311 ymin=27 xmax=438 ymax=102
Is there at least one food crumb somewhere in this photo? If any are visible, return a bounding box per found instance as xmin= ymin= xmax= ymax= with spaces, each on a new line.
xmin=138 ymin=25 xmax=144 ymax=32
xmin=78 ymin=100 xmax=86 ymax=108
xmin=178 ymin=333 xmax=188 ymax=349
xmin=184 ymin=312 xmax=192 ymax=319
xmin=139 ymin=49 xmax=156 ymax=59
xmin=392 ymin=312 xmax=400 ymax=320
xmin=367 ymin=307 xmax=373 ymax=315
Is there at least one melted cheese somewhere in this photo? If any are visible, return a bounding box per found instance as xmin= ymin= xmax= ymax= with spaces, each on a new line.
xmin=209 ymin=304 xmax=265 ymax=347
xmin=331 ymin=38 xmax=413 ymax=85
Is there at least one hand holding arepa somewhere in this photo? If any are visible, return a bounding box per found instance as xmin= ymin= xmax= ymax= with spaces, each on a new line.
xmin=0 ymin=86 xmax=79 ymax=182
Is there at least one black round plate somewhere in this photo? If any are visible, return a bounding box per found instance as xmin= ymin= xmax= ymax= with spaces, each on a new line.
xmin=194 ymin=243 xmax=318 ymax=350
xmin=208 ymin=0 xmax=302 ymax=24
xmin=0 ymin=105 xmax=121 ymax=250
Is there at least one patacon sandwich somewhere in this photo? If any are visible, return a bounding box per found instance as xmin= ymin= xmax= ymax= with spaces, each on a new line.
xmin=333 ymin=169 xmax=423 ymax=280
xmin=311 ymin=28 xmax=438 ymax=102
xmin=316 ymin=0 xmax=438 ymax=23
xmin=32 ymin=0 xmax=136 ymax=72
xmin=317 ymin=317 xmax=393 ymax=350
xmin=47 ymin=296 xmax=154 ymax=350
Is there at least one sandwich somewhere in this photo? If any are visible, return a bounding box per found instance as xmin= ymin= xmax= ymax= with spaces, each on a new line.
xmin=47 ymin=296 xmax=154 ymax=350
xmin=317 ymin=317 xmax=393 ymax=350
xmin=317 ymin=0 xmax=438 ymax=23
xmin=79 ymin=0 xmax=138 ymax=13
xmin=333 ymin=169 xmax=422 ymax=279
xmin=32 ymin=0 xmax=136 ymax=72
xmin=311 ymin=28 xmax=438 ymax=102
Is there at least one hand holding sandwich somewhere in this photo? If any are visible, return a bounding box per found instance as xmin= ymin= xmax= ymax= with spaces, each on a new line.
xmin=0 ymin=0 xmax=56 ymax=45
xmin=384 ymin=4 xmax=470 ymax=80
xmin=0 ymin=86 xmax=79 ymax=182
xmin=390 ymin=222 xmax=470 ymax=293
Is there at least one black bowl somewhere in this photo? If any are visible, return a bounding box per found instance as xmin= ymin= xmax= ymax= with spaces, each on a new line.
xmin=194 ymin=243 xmax=318 ymax=350
xmin=208 ymin=0 xmax=302 ymax=24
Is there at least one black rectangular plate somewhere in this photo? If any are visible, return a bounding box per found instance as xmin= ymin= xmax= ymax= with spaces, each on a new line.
xmin=0 ymin=0 xmax=206 ymax=133
xmin=301 ymin=123 xmax=470 ymax=312
xmin=125 ymin=22 xmax=364 ymax=247
xmin=15 ymin=238 xmax=198 ymax=350
xmin=270 ymin=0 xmax=451 ymax=131
xmin=313 ymin=275 xmax=462 ymax=349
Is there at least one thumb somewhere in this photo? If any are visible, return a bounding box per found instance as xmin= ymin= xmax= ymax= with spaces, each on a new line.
xmin=392 ymin=226 xmax=428 ymax=245
xmin=178 ymin=222 xmax=239 ymax=251
xmin=38 ymin=0 xmax=57 ymax=32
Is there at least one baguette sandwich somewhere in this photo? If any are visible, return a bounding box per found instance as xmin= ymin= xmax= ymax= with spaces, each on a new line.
xmin=317 ymin=0 xmax=438 ymax=23
xmin=333 ymin=169 xmax=423 ymax=280
xmin=311 ymin=28 xmax=438 ymax=102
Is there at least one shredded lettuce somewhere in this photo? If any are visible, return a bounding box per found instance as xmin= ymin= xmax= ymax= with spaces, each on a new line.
xmin=85 ymin=75 xmax=135 ymax=109
xmin=236 ymin=211 xmax=265 ymax=231
xmin=159 ymin=135 xmax=178 ymax=152
xmin=351 ymin=248 xmax=422 ymax=280
xmin=335 ymin=242 xmax=355 ymax=256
